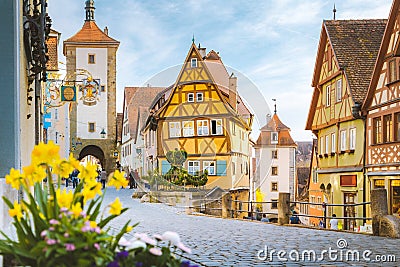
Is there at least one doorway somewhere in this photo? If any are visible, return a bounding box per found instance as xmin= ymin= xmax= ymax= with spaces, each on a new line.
xmin=343 ymin=192 xmax=356 ymax=231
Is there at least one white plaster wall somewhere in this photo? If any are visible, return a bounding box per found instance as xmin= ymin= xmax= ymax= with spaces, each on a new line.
xmin=76 ymin=47 xmax=108 ymax=139
xmin=256 ymin=145 xmax=295 ymax=212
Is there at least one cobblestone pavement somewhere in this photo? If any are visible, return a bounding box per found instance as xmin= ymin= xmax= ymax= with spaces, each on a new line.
xmin=100 ymin=188 xmax=400 ymax=267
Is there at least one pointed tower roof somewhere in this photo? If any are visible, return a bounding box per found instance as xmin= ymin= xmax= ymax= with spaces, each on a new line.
xmin=256 ymin=113 xmax=296 ymax=146
xmin=63 ymin=1 xmax=119 ymax=54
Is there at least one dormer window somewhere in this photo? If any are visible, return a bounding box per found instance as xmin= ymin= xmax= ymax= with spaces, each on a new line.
xmin=271 ymin=132 xmax=278 ymax=144
xmin=191 ymin=58 xmax=197 ymax=68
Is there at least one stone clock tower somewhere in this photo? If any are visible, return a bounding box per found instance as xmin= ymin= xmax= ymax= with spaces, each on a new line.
xmin=63 ymin=0 xmax=119 ymax=173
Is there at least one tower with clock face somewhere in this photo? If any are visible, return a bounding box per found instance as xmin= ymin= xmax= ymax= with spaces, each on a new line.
xmin=63 ymin=0 xmax=120 ymax=173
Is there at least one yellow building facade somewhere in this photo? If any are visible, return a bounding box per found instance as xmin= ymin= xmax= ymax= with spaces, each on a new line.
xmin=144 ymin=43 xmax=253 ymax=189
xmin=306 ymin=20 xmax=386 ymax=230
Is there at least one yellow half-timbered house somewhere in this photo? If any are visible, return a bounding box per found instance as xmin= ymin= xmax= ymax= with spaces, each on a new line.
xmin=143 ymin=42 xmax=253 ymax=189
xmin=306 ymin=19 xmax=386 ymax=230
xmin=363 ymin=0 xmax=400 ymax=216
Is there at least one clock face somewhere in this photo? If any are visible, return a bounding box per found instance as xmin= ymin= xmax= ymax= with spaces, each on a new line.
xmin=63 ymin=87 xmax=75 ymax=100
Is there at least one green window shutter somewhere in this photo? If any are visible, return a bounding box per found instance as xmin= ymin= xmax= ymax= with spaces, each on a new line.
xmin=216 ymin=160 xmax=227 ymax=176
xmin=161 ymin=161 xmax=171 ymax=174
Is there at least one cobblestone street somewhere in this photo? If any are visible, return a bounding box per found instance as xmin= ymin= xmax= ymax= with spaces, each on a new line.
xmin=99 ymin=188 xmax=400 ymax=266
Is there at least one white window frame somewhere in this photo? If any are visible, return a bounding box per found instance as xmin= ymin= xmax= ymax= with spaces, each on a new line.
xmin=331 ymin=133 xmax=336 ymax=153
xmin=197 ymin=120 xmax=209 ymax=136
xmin=203 ymin=161 xmax=216 ymax=175
xmin=325 ymin=135 xmax=329 ymax=154
xmin=188 ymin=161 xmax=200 ymax=175
xmin=182 ymin=121 xmax=194 ymax=137
xmin=336 ymin=79 xmax=342 ymax=102
xmin=190 ymin=58 xmax=197 ymax=68
xmin=211 ymin=119 xmax=223 ymax=135
xmin=271 ymin=182 xmax=278 ymax=192
xmin=187 ymin=93 xmax=194 ymax=103
xmin=340 ymin=130 xmax=347 ymax=151
xmin=272 ymin=150 xmax=278 ymax=159
xmin=196 ymin=92 xmax=203 ymax=102
xmin=349 ymin=128 xmax=356 ymax=150
xmin=169 ymin=122 xmax=181 ymax=138
xmin=271 ymin=132 xmax=278 ymax=144
xmin=326 ymin=85 xmax=331 ymax=107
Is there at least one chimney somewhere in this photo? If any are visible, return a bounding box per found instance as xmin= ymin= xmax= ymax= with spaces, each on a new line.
xmin=198 ymin=43 xmax=206 ymax=58
xmin=104 ymin=26 xmax=108 ymax=35
xmin=229 ymin=73 xmax=237 ymax=111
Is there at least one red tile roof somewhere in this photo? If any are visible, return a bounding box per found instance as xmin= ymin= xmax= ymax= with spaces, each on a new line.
xmin=323 ymin=19 xmax=386 ymax=103
xmin=64 ymin=21 xmax=119 ymax=45
xmin=257 ymin=113 xmax=296 ymax=146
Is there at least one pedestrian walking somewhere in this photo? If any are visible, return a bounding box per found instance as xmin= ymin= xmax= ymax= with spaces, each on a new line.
xmin=71 ymin=169 xmax=79 ymax=189
xmin=100 ymin=169 xmax=107 ymax=189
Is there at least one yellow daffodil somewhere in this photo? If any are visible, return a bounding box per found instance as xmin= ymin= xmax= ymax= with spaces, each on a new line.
xmin=39 ymin=212 xmax=46 ymax=220
xmin=89 ymin=220 xmax=97 ymax=228
xmin=82 ymin=185 xmax=97 ymax=204
xmin=68 ymin=153 xmax=81 ymax=170
xmin=5 ymin=168 xmax=24 ymax=189
xmin=126 ymin=225 xmax=133 ymax=233
xmin=52 ymin=160 xmax=74 ymax=179
xmin=78 ymin=163 xmax=98 ymax=181
xmin=71 ymin=202 xmax=83 ymax=218
xmin=23 ymin=164 xmax=47 ymax=185
xmin=9 ymin=201 xmax=23 ymax=221
xmin=56 ymin=188 xmax=73 ymax=208
xmin=107 ymin=170 xmax=128 ymax=190
xmin=109 ymin=197 xmax=122 ymax=215
xmin=31 ymin=141 xmax=60 ymax=166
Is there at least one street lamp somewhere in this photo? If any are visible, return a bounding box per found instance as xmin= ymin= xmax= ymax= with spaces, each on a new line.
xmin=100 ymin=128 xmax=106 ymax=138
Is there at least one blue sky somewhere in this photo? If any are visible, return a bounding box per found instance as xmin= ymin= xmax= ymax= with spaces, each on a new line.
xmin=48 ymin=0 xmax=393 ymax=141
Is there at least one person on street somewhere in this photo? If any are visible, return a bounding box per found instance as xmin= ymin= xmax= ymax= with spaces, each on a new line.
xmin=330 ymin=214 xmax=339 ymax=230
xmin=100 ymin=169 xmax=107 ymax=189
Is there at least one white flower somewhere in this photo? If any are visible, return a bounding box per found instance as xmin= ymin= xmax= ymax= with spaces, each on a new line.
xmin=176 ymin=242 xmax=192 ymax=254
xmin=153 ymin=234 xmax=163 ymax=241
xmin=118 ymin=237 xmax=130 ymax=247
xmin=149 ymin=247 xmax=162 ymax=256
xmin=127 ymin=240 xmax=147 ymax=250
xmin=162 ymin=231 xmax=181 ymax=245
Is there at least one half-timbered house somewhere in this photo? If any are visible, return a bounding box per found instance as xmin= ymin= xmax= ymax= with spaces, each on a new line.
xmin=306 ymin=19 xmax=386 ymax=230
xmin=363 ymin=0 xmax=400 ymax=216
xmin=142 ymin=42 xmax=253 ymax=189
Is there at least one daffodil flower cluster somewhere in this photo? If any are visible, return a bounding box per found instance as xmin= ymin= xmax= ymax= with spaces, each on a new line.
xmin=0 ymin=142 xmax=132 ymax=267
xmin=0 ymin=142 xmax=194 ymax=267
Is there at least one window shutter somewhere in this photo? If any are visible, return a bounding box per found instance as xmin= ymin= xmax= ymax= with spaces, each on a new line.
xmin=161 ymin=161 xmax=171 ymax=174
xmin=216 ymin=160 xmax=227 ymax=176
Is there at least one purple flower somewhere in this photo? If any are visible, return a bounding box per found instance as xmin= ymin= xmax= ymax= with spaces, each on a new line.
xmin=116 ymin=250 xmax=129 ymax=259
xmin=40 ymin=230 xmax=47 ymax=238
xmin=49 ymin=219 xmax=60 ymax=225
xmin=49 ymin=227 xmax=55 ymax=231
xmin=81 ymin=225 xmax=90 ymax=232
xmin=94 ymin=243 xmax=100 ymax=250
xmin=107 ymin=261 xmax=119 ymax=267
xmin=64 ymin=232 xmax=69 ymax=238
xmin=65 ymin=243 xmax=76 ymax=251
xmin=46 ymin=239 xmax=57 ymax=245
xmin=135 ymin=262 xmax=143 ymax=267
xmin=60 ymin=207 xmax=68 ymax=213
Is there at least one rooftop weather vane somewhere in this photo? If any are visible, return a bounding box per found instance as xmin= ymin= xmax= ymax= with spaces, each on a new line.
xmin=192 ymin=34 xmax=195 ymax=43
xmin=272 ymin=98 xmax=277 ymax=114
xmin=333 ymin=4 xmax=337 ymax=20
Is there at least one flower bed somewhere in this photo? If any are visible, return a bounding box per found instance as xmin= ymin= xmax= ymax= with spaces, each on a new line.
xmin=0 ymin=142 xmax=196 ymax=267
